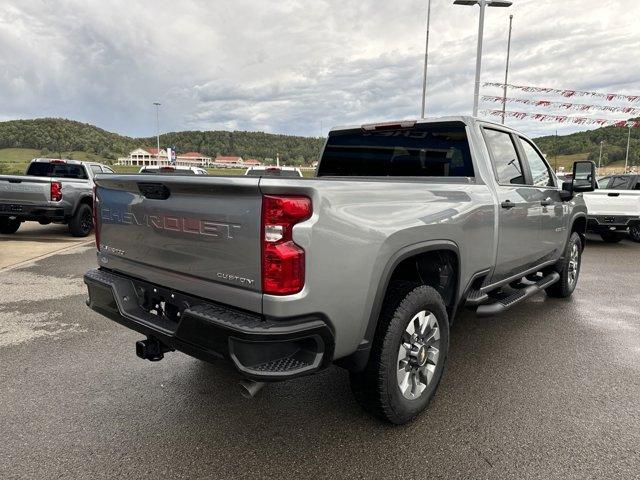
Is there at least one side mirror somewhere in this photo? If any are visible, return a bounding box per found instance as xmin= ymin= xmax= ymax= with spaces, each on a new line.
xmin=572 ymin=161 xmax=596 ymax=193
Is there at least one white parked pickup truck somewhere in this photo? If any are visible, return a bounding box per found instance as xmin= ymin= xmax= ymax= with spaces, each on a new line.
xmin=584 ymin=174 xmax=640 ymax=242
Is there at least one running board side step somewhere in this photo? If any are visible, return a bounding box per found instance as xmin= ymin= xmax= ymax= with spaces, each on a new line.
xmin=476 ymin=272 xmax=560 ymax=317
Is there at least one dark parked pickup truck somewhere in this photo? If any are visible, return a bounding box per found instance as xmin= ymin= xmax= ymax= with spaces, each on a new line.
xmin=0 ymin=158 xmax=114 ymax=236
xmin=84 ymin=117 xmax=596 ymax=423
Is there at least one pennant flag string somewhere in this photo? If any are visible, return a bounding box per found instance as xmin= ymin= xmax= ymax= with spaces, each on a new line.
xmin=481 ymin=110 xmax=640 ymax=128
xmin=481 ymin=96 xmax=640 ymax=115
xmin=483 ymin=83 xmax=640 ymax=103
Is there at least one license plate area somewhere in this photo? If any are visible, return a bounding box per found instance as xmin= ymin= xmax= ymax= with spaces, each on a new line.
xmin=131 ymin=279 xmax=193 ymax=327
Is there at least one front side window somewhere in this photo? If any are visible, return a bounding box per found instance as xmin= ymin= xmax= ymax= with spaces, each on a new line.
xmin=609 ymin=176 xmax=630 ymax=189
xmin=520 ymin=138 xmax=554 ymax=187
xmin=483 ymin=129 xmax=524 ymax=185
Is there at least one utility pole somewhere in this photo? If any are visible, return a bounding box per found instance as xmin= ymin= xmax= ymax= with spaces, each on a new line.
xmin=153 ymin=102 xmax=161 ymax=164
xmin=598 ymin=140 xmax=604 ymax=170
xmin=420 ymin=0 xmax=432 ymax=118
xmin=554 ymin=129 xmax=558 ymax=172
xmin=501 ymin=14 xmax=513 ymax=124
xmin=625 ymin=123 xmax=632 ymax=172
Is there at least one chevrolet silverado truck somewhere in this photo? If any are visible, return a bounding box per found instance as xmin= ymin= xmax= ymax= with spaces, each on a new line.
xmin=0 ymin=158 xmax=114 ymax=236
xmin=84 ymin=117 xmax=595 ymax=424
xmin=584 ymin=174 xmax=640 ymax=242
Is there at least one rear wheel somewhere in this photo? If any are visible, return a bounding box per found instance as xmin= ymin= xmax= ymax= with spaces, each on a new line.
xmin=546 ymin=232 xmax=582 ymax=298
xmin=0 ymin=218 xmax=21 ymax=234
xmin=350 ymin=282 xmax=449 ymax=424
xmin=629 ymin=225 xmax=640 ymax=243
xmin=600 ymin=232 xmax=622 ymax=243
xmin=68 ymin=204 xmax=93 ymax=237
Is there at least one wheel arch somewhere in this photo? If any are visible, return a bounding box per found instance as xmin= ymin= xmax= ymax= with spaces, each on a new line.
xmin=365 ymin=241 xmax=460 ymax=341
xmin=570 ymin=214 xmax=587 ymax=250
xmin=72 ymin=195 xmax=93 ymax=216
xmin=338 ymin=241 xmax=460 ymax=373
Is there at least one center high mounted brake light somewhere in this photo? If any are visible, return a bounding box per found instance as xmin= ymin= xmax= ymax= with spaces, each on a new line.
xmin=261 ymin=195 xmax=312 ymax=295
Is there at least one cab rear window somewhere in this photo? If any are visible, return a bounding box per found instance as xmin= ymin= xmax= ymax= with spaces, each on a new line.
xmin=318 ymin=122 xmax=474 ymax=177
xmin=26 ymin=162 xmax=88 ymax=179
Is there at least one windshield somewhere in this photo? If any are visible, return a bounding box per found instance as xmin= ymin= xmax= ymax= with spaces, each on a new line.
xmin=245 ymin=169 xmax=302 ymax=177
xmin=318 ymin=121 xmax=474 ymax=177
xmin=26 ymin=162 xmax=88 ymax=179
xmin=140 ymin=167 xmax=196 ymax=175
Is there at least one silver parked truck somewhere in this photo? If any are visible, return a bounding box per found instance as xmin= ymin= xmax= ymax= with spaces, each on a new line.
xmin=0 ymin=158 xmax=114 ymax=236
xmin=84 ymin=117 xmax=596 ymax=424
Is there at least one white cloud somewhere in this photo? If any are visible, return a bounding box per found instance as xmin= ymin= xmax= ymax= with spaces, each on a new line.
xmin=0 ymin=0 xmax=638 ymax=138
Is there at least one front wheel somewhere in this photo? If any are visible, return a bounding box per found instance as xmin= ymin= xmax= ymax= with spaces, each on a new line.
xmin=350 ymin=283 xmax=449 ymax=424
xmin=0 ymin=218 xmax=21 ymax=234
xmin=546 ymin=232 xmax=582 ymax=298
xmin=629 ymin=225 xmax=640 ymax=243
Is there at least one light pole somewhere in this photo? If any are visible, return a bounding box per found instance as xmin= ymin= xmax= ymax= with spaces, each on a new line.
xmin=420 ymin=0 xmax=433 ymax=118
xmin=598 ymin=140 xmax=604 ymax=170
xmin=501 ymin=14 xmax=513 ymax=124
xmin=153 ymin=102 xmax=161 ymax=163
xmin=453 ymin=0 xmax=513 ymax=117
xmin=625 ymin=123 xmax=632 ymax=172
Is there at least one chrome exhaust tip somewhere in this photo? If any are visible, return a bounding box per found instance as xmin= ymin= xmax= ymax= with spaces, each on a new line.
xmin=239 ymin=379 xmax=266 ymax=399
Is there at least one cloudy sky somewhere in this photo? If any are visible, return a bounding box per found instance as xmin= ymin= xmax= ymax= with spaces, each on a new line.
xmin=1 ymin=0 xmax=639 ymax=138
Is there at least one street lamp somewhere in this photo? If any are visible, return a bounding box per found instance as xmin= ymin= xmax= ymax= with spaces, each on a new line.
xmin=453 ymin=0 xmax=513 ymax=117
xmin=153 ymin=102 xmax=161 ymax=163
xmin=420 ymin=0 xmax=433 ymax=118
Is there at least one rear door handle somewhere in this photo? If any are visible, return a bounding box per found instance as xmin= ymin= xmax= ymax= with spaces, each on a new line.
xmin=501 ymin=200 xmax=516 ymax=209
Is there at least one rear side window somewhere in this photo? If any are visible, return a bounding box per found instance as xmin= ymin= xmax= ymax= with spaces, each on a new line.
xmin=318 ymin=122 xmax=474 ymax=177
xmin=26 ymin=162 xmax=88 ymax=179
xmin=483 ymin=129 xmax=524 ymax=185
xmin=89 ymin=165 xmax=102 ymax=175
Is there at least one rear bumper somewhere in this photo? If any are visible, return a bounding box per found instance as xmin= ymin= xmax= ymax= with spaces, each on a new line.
xmin=84 ymin=268 xmax=334 ymax=381
xmin=587 ymin=215 xmax=640 ymax=233
xmin=0 ymin=203 xmax=66 ymax=221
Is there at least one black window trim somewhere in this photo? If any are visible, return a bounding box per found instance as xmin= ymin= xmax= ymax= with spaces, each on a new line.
xmin=480 ymin=126 xmax=531 ymax=187
xmin=515 ymin=135 xmax=558 ymax=189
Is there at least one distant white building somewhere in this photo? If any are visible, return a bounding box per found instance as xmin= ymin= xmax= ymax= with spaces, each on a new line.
xmin=117 ymin=148 xmax=211 ymax=167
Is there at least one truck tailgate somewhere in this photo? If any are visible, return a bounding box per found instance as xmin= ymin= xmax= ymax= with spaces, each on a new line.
xmin=95 ymin=175 xmax=263 ymax=311
xmin=584 ymin=190 xmax=640 ymax=216
xmin=0 ymin=175 xmax=51 ymax=205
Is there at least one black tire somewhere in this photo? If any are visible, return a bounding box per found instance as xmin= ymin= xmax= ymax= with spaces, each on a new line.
xmin=350 ymin=282 xmax=449 ymax=424
xmin=68 ymin=204 xmax=93 ymax=237
xmin=546 ymin=232 xmax=582 ymax=298
xmin=0 ymin=217 xmax=21 ymax=234
xmin=629 ymin=225 xmax=640 ymax=243
xmin=600 ymin=232 xmax=622 ymax=243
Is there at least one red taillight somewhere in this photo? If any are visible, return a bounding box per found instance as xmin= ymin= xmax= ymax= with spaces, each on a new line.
xmin=50 ymin=181 xmax=62 ymax=202
xmin=93 ymin=185 xmax=100 ymax=251
xmin=261 ymin=195 xmax=312 ymax=295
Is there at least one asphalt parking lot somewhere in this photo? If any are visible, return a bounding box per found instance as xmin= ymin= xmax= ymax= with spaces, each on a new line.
xmin=0 ymin=234 xmax=638 ymax=479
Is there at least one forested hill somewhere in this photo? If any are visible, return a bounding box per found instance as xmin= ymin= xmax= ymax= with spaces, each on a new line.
xmin=0 ymin=118 xmax=325 ymax=165
xmin=0 ymin=117 xmax=637 ymax=167
xmin=534 ymin=119 xmax=639 ymax=166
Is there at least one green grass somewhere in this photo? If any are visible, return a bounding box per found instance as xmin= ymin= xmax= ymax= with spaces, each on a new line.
xmin=0 ymin=148 xmax=113 ymax=174
xmin=545 ymin=153 xmax=589 ymax=171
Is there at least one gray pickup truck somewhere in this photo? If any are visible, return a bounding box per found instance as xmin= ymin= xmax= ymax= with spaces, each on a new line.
xmin=84 ymin=117 xmax=595 ymax=424
xmin=0 ymin=158 xmax=114 ymax=236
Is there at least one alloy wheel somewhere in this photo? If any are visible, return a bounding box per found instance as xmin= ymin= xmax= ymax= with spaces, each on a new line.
xmin=396 ymin=310 xmax=440 ymax=400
